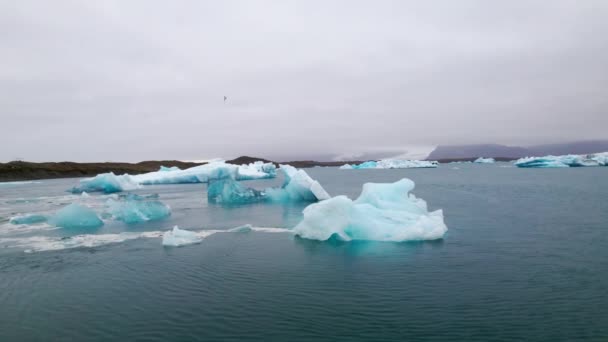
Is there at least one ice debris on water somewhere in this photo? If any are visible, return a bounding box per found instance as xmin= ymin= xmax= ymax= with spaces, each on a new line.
xmin=48 ymin=203 xmax=104 ymax=229
xmin=70 ymin=172 xmax=141 ymax=194
xmin=340 ymin=159 xmax=438 ymax=169
xmin=473 ymin=157 xmax=495 ymax=164
xmin=293 ymin=178 xmax=447 ymax=242
xmin=207 ymin=165 xmax=330 ymax=204
xmin=69 ymin=161 xmax=276 ymax=193
xmin=162 ymin=226 xmax=202 ymax=247
xmin=10 ymin=214 xmax=48 ymax=225
xmin=515 ymin=152 xmax=608 ymax=168
xmin=105 ymin=193 xmax=171 ymax=224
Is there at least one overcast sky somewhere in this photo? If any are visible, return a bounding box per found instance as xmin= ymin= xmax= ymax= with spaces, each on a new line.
xmin=1 ymin=1 xmax=607 ymax=162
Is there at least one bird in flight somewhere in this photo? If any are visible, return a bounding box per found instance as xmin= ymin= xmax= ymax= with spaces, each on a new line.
xmin=224 ymin=96 xmax=227 ymax=104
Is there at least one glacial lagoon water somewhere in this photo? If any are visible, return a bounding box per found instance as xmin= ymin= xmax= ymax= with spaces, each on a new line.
xmin=1 ymin=163 xmax=607 ymax=341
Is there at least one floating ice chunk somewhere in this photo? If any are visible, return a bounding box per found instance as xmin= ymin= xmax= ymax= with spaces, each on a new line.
xmin=591 ymin=152 xmax=608 ymax=166
xmin=105 ymin=194 xmax=171 ymax=224
xmin=514 ymin=153 xmax=608 ymax=168
xmin=71 ymin=172 xmax=141 ymax=194
xmin=227 ymin=224 xmax=254 ymax=233
xmin=207 ymin=165 xmax=330 ymax=204
xmin=159 ymin=165 xmax=180 ymax=172
xmin=293 ymin=178 xmax=447 ymax=242
xmin=207 ymin=178 xmax=265 ymax=204
xmin=474 ymin=157 xmax=495 ymax=164
xmin=350 ymin=161 xmax=378 ymax=169
xmin=49 ymin=203 xmax=104 ymax=229
xmin=269 ymin=165 xmax=330 ymax=201
xmin=162 ymin=226 xmax=202 ymax=246
xmin=10 ymin=214 xmax=48 ymax=225
xmin=376 ymin=159 xmax=438 ymax=168
xmin=236 ymin=161 xmax=277 ymax=180
xmin=341 ymin=159 xmax=438 ymax=169
xmin=132 ymin=161 xmax=275 ymax=185
xmin=81 ymin=191 xmax=90 ymax=198
xmin=68 ymin=161 xmax=276 ymax=192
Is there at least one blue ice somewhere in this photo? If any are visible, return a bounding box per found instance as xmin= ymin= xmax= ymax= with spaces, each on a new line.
xmin=70 ymin=172 xmax=140 ymax=194
xmin=10 ymin=214 xmax=48 ymax=225
xmin=515 ymin=153 xmax=608 ymax=168
xmin=105 ymin=194 xmax=171 ymax=224
xmin=49 ymin=203 xmax=104 ymax=229
xmin=207 ymin=165 xmax=330 ymax=204
xmin=340 ymin=159 xmax=438 ymax=169
xmin=293 ymin=178 xmax=447 ymax=242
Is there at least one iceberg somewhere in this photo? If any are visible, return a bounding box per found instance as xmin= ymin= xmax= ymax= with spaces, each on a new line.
xmin=207 ymin=165 xmax=330 ymax=204
xmin=340 ymin=159 xmax=438 ymax=169
xmin=48 ymin=203 xmax=104 ymax=229
xmin=68 ymin=161 xmax=276 ymax=193
xmin=162 ymin=226 xmax=202 ymax=246
xmin=591 ymin=152 xmax=608 ymax=166
xmin=71 ymin=172 xmax=141 ymax=194
xmin=266 ymin=165 xmax=330 ymax=201
xmin=131 ymin=161 xmax=276 ymax=185
xmin=515 ymin=152 xmax=608 ymax=168
xmin=474 ymin=157 xmax=495 ymax=164
xmin=105 ymin=194 xmax=171 ymax=224
xmin=10 ymin=214 xmax=48 ymax=225
xmin=376 ymin=159 xmax=438 ymax=168
xmin=159 ymin=165 xmax=180 ymax=172
xmin=293 ymin=178 xmax=447 ymax=242
xmin=207 ymin=178 xmax=266 ymax=204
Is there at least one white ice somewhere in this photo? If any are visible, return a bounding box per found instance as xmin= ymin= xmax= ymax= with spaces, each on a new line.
xmin=294 ymin=178 xmax=447 ymax=242
xmin=473 ymin=157 xmax=495 ymax=164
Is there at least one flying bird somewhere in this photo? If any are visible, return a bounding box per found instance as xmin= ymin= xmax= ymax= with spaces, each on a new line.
xmin=224 ymin=96 xmax=227 ymax=104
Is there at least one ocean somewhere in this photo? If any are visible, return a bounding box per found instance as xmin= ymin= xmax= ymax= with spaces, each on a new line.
xmin=1 ymin=163 xmax=607 ymax=341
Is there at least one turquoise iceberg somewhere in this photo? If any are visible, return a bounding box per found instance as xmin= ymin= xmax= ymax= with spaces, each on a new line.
xmin=293 ymin=178 xmax=447 ymax=242
xmin=49 ymin=204 xmax=104 ymax=229
xmin=207 ymin=165 xmax=330 ymax=204
xmin=71 ymin=172 xmax=140 ymax=194
xmin=105 ymin=194 xmax=171 ymax=224
xmin=515 ymin=153 xmax=608 ymax=168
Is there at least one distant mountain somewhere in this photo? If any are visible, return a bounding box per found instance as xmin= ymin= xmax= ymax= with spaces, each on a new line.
xmin=426 ymin=140 xmax=608 ymax=160
xmin=527 ymin=140 xmax=608 ymax=156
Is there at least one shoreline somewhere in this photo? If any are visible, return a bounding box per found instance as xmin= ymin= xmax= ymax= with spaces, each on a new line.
xmin=0 ymin=156 xmax=518 ymax=182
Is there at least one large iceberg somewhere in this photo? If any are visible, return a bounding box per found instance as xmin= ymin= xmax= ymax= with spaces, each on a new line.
xmin=340 ymin=159 xmax=438 ymax=169
xmin=473 ymin=157 xmax=495 ymax=164
xmin=207 ymin=165 xmax=330 ymax=204
xmin=69 ymin=161 xmax=276 ymax=193
xmin=71 ymin=172 xmax=141 ymax=194
xmin=293 ymin=178 xmax=447 ymax=242
xmin=515 ymin=152 xmax=608 ymax=168
xmin=133 ymin=161 xmax=276 ymax=185
xmin=105 ymin=194 xmax=171 ymax=224
xmin=48 ymin=203 xmax=104 ymax=229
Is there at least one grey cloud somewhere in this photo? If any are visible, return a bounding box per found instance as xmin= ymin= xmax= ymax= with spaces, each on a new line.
xmin=1 ymin=0 xmax=607 ymax=162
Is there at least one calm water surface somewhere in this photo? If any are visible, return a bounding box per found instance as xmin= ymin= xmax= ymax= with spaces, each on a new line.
xmin=0 ymin=164 xmax=607 ymax=341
